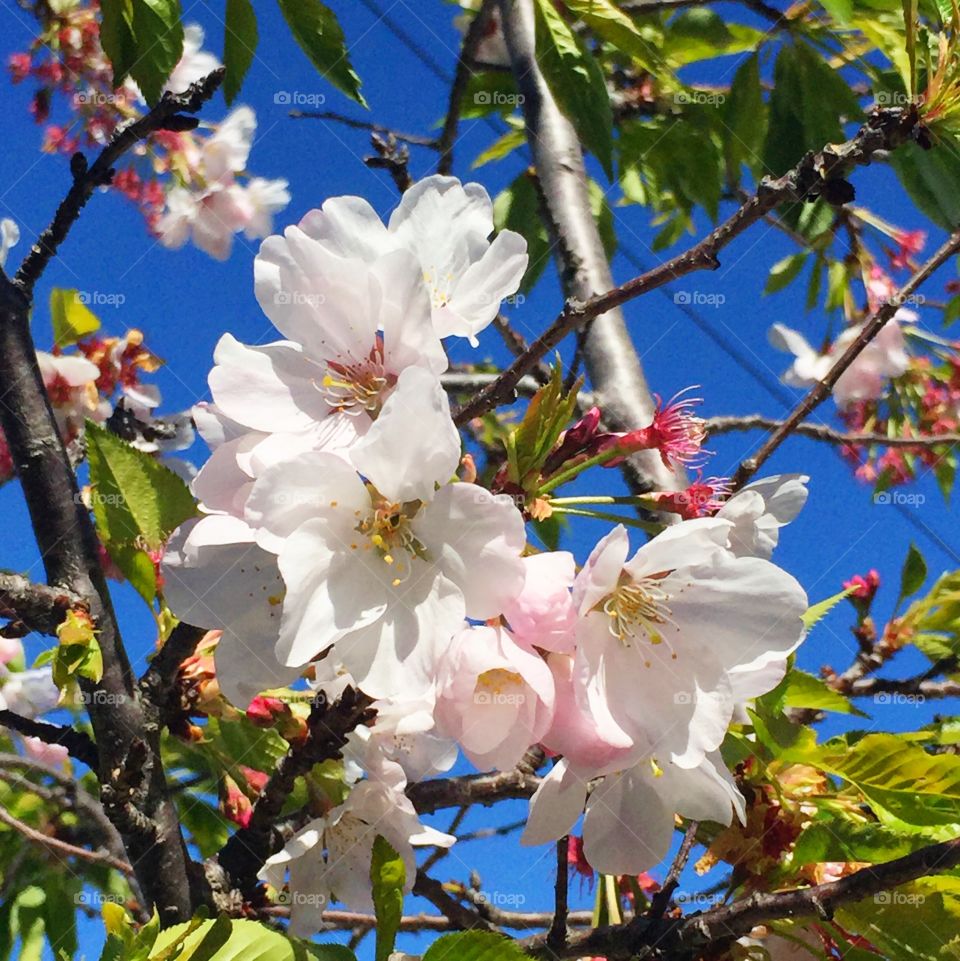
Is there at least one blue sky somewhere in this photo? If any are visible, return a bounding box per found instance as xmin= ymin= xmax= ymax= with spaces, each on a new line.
xmin=1 ymin=0 xmax=958 ymax=956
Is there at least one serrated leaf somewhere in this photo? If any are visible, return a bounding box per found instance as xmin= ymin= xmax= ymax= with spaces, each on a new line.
xmin=722 ymin=53 xmax=765 ymax=179
xmin=793 ymin=819 xmax=935 ymax=864
xmin=493 ymin=172 xmax=551 ymax=294
xmin=50 ymin=288 xmax=101 ymax=347
xmin=223 ymin=0 xmax=258 ymax=104
xmin=276 ymin=0 xmax=365 ymax=106
xmin=130 ymin=0 xmax=185 ymax=106
xmin=533 ymin=0 xmax=614 ymax=178
xmin=99 ymin=0 xmax=138 ymax=89
xmin=561 ymin=0 xmax=659 ymax=70
xmin=422 ymin=930 xmax=528 ymax=961
xmin=801 ymin=587 xmax=853 ymax=630
xmin=472 ymin=127 xmax=526 ymax=168
xmin=86 ymin=420 xmax=197 ymax=550
xmin=818 ymin=733 xmax=960 ymax=826
xmin=370 ymin=836 xmax=404 ymax=961
xmin=781 ymin=669 xmax=866 ymax=716
xmin=898 ymin=542 xmax=927 ymax=605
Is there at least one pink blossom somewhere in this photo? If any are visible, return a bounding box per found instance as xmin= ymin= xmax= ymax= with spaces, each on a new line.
xmin=22 ymin=737 xmax=68 ymax=770
xmin=501 ymin=552 xmax=577 ymax=654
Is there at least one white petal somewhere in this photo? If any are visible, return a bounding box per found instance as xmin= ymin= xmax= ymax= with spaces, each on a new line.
xmin=521 ymin=760 xmax=586 ymax=847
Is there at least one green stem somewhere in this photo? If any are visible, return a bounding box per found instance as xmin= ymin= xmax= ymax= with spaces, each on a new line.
xmin=538 ymin=448 xmax=626 ymax=494
xmin=550 ymin=505 xmax=661 ymax=534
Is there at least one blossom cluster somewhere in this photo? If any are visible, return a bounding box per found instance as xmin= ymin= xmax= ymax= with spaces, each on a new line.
xmin=159 ymin=175 xmax=809 ymax=934
xmin=9 ymin=2 xmax=289 ymax=259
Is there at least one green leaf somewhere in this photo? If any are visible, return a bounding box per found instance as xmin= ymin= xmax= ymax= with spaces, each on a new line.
xmin=561 ymin=0 xmax=659 ymax=70
xmin=86 ymin=420 xmax=197 ymax=550
xmin=802 ymin=587 xmax=853 ymax=630
xmin=422 ymin=930 xmax=529 ymax=961
xmin=370 ymin=836 xmax=404 ymax=961
xmin=793 ymin=819 xmax=936 ymax=864
xmin=819 ymin=0 xmax=854 ymax=20
xmin=50 ymin=288 xmax=101 ymax=347
xmin=99 ymin=0 xmax=138 ymax=88
xmin=149 ymin=918 xmax=354 ymax=961
xmin=903 ymin=0 xmax=918 ymax=95
xmin=493 ymin=172 xmax=551 ymax=294
xmin=781 ymin=669 xmax=866 ymax=716
xmin=129 ymin=0 xmax=185 ymax=106
xmin=722 ymin=53 xmax=766 ymax=179
xmin=12 ymin=888 xmax=45 ymax=961
xmin=223 ymin=0 xmax=258 ymax=104
xmin=891 ymin=140 xmax=960 ymax=229
xmin=764 ymin=252 xmax=809 ymax=295
xmin=533 ymin=0 xmax=614 ymax=178
xmin=898 ymin=542 xmax=928 ymax=605
xmin=276 ymin=0 xmax=365 ymax=106
xmin=472 ymin=127 xmax=527 ymax=168
xmin=818 ymin=733 xmax=960 ymax=826
xmin=662 ymin=9 xmax=765 ymax=66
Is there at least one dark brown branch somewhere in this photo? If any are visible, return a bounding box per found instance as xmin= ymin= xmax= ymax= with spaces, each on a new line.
xmin=437 ymin=0 xmax=496 ymax=174
xmin=138 ymin=621 xmax=206 ymax=723
xmin=497 ymin=0 xmax=682 ymax=496
xmin=407 ymin=763 xmax=542 ymax=815
xmin=216 ymin=687 xmax=376 ymax=895
xmin=646 ymin=820 xmax=699 ymax=919
xmin=547 ymin=836 xmax=569 ymax=952
xmin=0 ymin=69 xmax=227 ymax=925
xmin=519 ymin=836 xmax=960 ymax=959
xmin=733 ymin=228 xmax=960 ymax=489
xmin=453 ymin=102 xmax=921 ymax=429
xmin=413 ymin=870 xmax=498 ymax=932
xmin=0 ymin=710 xmax=99 ymax=768
xmin=0 ymin=571 xmax=84 ymax=636
xmin=13 ymin=68 xmax=225 ymax=298
xmin=707 ymin=414 xmax=960 ymax=449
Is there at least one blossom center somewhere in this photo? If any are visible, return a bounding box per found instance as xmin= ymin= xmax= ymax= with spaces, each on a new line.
xmin=423 ymin=266 xmax=453 ymax=309
xmin=319 ymin=342 xmax=394 ymax=416
xmin=602 ymin=575 xmax=676 ymax=657
xmin=354 ymin=497 xmax=426 ymax=582
xmin=476 ymin=668 xmax=523 ymax=694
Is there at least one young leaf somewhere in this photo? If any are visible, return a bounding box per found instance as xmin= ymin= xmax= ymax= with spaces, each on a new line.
xmin=275 ymin=0 xmax=366 ymax=106
xmin=49 ymin=288 xmax=101 ymax=347
xmin=764 ymin=252 xmax=809 ymax=295
xmin=370 ymin=836 xmax=404 ymax=961
xmin=493 ymin=172 xmax=551 ymax=293
xmin=780 ymin=669 xmax=866 ymax=716
xmin=533 ymin=0 xmax=614 ymax=178
xmin=801 ymin=587 xmax=853 ymax=631
xmin=129 ymin=0 xmax=185 ymax=106
xmin=560 ymin=0 xmax=659 ymax=70
xmin=99 ymin=0 xmax=138 ymax=88
xmin=86 ymin=420 xmax=197 ymax=550
xmin=223 ymin=0 xmax=258 ymax=104
xmin=898 ymin=542 xmax=928 ymax=605
xmin=422 ymin=930 xmax=530 ymax=961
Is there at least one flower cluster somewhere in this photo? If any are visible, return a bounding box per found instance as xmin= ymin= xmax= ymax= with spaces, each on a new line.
xmin=8 ymin=3 xmax=288 ymax=258
xmin=161 ymin=175 xmax=809 ymax=933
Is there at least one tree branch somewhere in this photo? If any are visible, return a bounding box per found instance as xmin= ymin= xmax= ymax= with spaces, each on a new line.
xmin=733 ymin=227 xmax=960 ymax=489
xmin=519 ymin=836 xmax=960 ymax=959
xmin=407 ymin=762 xmax=542 ymax=815
xmin=453 ymin=103 xmax=921 ymax=430
xmin=413 ymin=870 xmax=498 ymax=932
xmin=706 ymin=414 xmax=960 ymax=449
xmin=0 ymin=572 xmax=84 ymax=636
xmin=138 ymin=622 xmax=206 ymax=723
xmin=497 ymin=0 xmax=683 ymax=496
xmin=0 ymin=710 xmax=99 ymax=768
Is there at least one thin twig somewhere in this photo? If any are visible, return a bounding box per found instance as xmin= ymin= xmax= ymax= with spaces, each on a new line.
xmin=453 ymin=102 xmax=921 ymax=428
xmin=289 ymin=109 xmax=438 ymax=148
xmin=646 ymin=820 xmax=699 ymax=919
xmin=0 ymin=572 xmax=84 ymax=636
xmin=0 ymin=710 xmax=99 ymax=768
xmin=413 ymin=870 xmax=498 ymax=932
xmin=0 ymin=802 xmax=133 ymax=874
xmin=706 ymin=414 xmax=960 ymax=448
xmin=547 ymin=836 xmax=569 ymax=952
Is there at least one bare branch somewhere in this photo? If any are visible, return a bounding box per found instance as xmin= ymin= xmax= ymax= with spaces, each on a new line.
xmin=454 ymin=103 xmax=921 ymax=430
xmin=289 ymin=109 xmax=438 ymax=147
xmin=707 ymin=414 xmax=960 ymax=449
xmin=0 ymin=710 xmax=99 ymax=768
xmin=408 ymin=762 xmax=542 ymax=815
xmin=0 ymin=571 xmax=84 ymax=636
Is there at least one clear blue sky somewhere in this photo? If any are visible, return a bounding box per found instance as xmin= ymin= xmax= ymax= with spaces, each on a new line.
xmin=0 ymin=0 xmax=958 ymax=955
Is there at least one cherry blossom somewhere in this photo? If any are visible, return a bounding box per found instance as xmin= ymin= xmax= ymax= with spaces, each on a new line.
xmin=0 ymin=218 xmax=18 ymax=268
xmin=434 ymin=624 xmax=555 ymax=771
xmin=164 ymin=24 xmax=221 ymax=96
xmin=242 ymin=366 xmax=526 ymax=698
xmin=770 ymin=313 xmax=911 ymax=409
xmin=501 ymin=551 xmax=577 ymax=654
xmin=292 ymin=174 xmax=528 ymax=343
xmin=258 ymin=772 xmax=455 ymax=935
xmin=0 ymin=666 xmax=59 ymax=717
